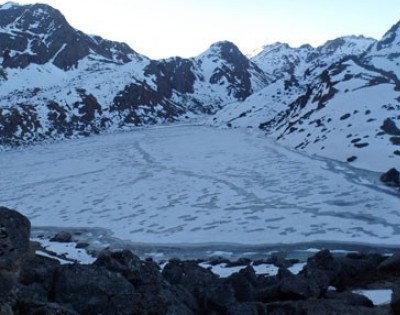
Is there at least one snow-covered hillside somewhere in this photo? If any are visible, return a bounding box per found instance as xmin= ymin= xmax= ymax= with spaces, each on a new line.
xmin=212 ymin=29 xmax=400 ymax=172
xmin=1 ymin=2 xmax=399 ymax=173
xmin=212 ymin=36 xmax=377 ymax=130
xmin=261 ymin=57 xmax=400 ymax=172
xmin=0 ymin=2 xmax=269 ymax=147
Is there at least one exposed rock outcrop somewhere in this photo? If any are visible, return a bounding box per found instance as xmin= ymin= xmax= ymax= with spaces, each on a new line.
xmin=381 ymin=168 xmax=400 ymax=188
xmin=0 ymin=206 xmax=398 ymax=314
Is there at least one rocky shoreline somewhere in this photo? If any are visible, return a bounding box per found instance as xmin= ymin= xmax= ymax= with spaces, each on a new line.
xmin=2 ymin=206 xmax=400 ymax=314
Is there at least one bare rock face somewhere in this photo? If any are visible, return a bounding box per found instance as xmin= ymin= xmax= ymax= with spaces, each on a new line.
xmin=380 ymin=168 xmax=400 ymax=187
xmin=0 ymin=207 xmax=31 ymax=271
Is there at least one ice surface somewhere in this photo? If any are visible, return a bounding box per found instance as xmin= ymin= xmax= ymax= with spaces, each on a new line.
xmin=0 ymin=125 xmax=399 ymax=249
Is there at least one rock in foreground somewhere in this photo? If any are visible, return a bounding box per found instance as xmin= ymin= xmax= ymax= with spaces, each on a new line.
xmin=0 ymin=206 xmax=398 ymax=314
xmin=0 ymin=206 xmax=31 ymax=271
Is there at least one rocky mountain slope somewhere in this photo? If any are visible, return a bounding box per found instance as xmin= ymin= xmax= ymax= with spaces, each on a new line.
xmin=213 ymin=26 xmax=400 ymax=172
xmin=1 ymin=2 xmax=399 ymax=173
xmin=0 ymin=2 xmax=268 ymax=147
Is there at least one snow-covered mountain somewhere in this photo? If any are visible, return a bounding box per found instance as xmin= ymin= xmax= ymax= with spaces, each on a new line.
xmin=213 ymin=28 xmax=400 ymax=172
xmin=1 ymin=2 xmax=399 ymax=173
xmin=0 ymin=2 xmax=269 ymax=147
xmin=212 ymin=36 xmax=377 ymax=125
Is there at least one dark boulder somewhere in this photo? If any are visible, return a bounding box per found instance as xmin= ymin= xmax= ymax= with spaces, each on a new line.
xmin=163 ymin=259 xmax=240 ymax=313
xmin=207 ymin=256 xmax=231 ymax=266
xmin=277 ymin=250 xmax=341 ymax=300
xmin=301 ymin=249 xmax=341 ymax=283
xmin=294 ymin=249 xmax=341 ymax=297
xmin=256 ymin=283 xmax=282 ymax=303
xmin=16 ymin=302 xmax=79 ymax=315
xmin=19 ymin=255 xmax=60 ymax=292
xmin=49 ymin=231 xmax=72 ymax=243
xmin=267 ymin=253 xmax=297 ymax=269
xmin=380 ymin=168 xmax=400 ymax=187
xmin=379 ymin=252 xmax=400 ymax=272
xmin=94 ymin=249 xmax=142 ymax=283
xmin=162 ymin=259 xmax=218 ymax=291
xmin=227 ymin=266 xmax=258 ymax=302
xmin=279 ymin=273 xmax=324 ymax=300
xmin=381 ymin=118 xmax=400 ymax=136
xmin=53 ymin=264 xmax=138 ymax=315
xmin=201 ymin=278 xmax=237 ymax=313
xmin=391 ymin=285 xmax=400 ymax=315
xmin=227 ymin=302 xmax=263 ymax=315
xmin=13 ymin=282 xmax=51 ymax=314
xmin=0 ymin=206 xmax=31 ymax=271
xmin=326 ymin=291 xmax=374 ymax=307
xmin=335 ymin=253 xmax=385 ymax=289
xmin=347 ymin=155 xmax=357 ymax=162
xmin=0 ymin=271 xmax=15 ymax=301
xmin=95 ymin=251 xmax=197 ymax=314
xmin=225 ymin=257 xmax=252 ymax=267
xmin=266 ymin=299 xmax=389 ymax=315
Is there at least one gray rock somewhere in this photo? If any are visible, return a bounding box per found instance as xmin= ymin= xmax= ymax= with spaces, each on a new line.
xmin=326 ymin=291 xmax=374 ymax=307
xmin=227 ymin=266 xmax=257 ymax=302
xmin=301 ymin=249 xmax=341 ymax=283
xmin=227 ymin=302 xmax=263 ymax=315
xmin=379 ymin=252 xmax=400 ymax=272
xmin=0 ymin=271 xmax=15 ymax=301
xmin=19 ymin=255 xmax=60 ymax=291
xmin=0 ymin=304 xmax=14 ymax=315
xmin=266 ymin=299 xmax=390 ymax=315
xmin=380 ymin=168 xmax=400 ymax=187
xmin=391 ymin=285 xmax=400 ymax=315
xmin=23 ymin=303 xmax=79 ymax=315
xmin=381 ymin=118 xmax=400 ymax=136
xmin=93 ymin=249 xmax=142 ymax=281
xmin=0 ymin=207 xmax=31 ymax=271
xmin=162 ymin=259 xmax=218 ymax=291
xmin=53 ymin=264 xmax=138 ymax=315
xmin=50 ymin=231 xmax=72 ymax=243
xmin=280 ymin=273 xmax=324 ymax=300
xmin=336 ymin=253 xmax=385 ymax=289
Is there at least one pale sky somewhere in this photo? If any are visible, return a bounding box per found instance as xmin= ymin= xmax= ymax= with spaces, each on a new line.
xmin=6 ymin=0 xmax=400 ymax=59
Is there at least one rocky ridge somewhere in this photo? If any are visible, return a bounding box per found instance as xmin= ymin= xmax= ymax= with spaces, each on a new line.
xmin=1 ymin=2 xmax=399 ymax=171
xmin=0 ymin=2 xmax=268 ymax=147
xmin=3 ymin=206 xmax=400 ymax=314
xmin=213 ymin=26 xmax=400 ymax=172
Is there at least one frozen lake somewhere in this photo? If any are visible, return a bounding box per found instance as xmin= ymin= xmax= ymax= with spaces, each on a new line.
xmin=0 ymin=125 xmax=399 ymax=253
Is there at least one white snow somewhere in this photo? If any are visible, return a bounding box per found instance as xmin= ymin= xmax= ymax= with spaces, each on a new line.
xmin=353 ymin=289 xmax=392 ymax=305
xmin=198 ymin=261 xmax=305 ymax=278
xmin=198 ymin=262 xmax=281 ymax=278
xmin=0 ymin=125 xmax=398 ymax=249
xmin=0 ymin=2 xmax=19 ymax=11
xmin=33 ymin=238 xmax=96 ymax=264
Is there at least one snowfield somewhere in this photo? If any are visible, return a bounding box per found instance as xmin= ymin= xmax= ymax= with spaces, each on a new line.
xmin=0 ymin=125 xmax=399 ymax=249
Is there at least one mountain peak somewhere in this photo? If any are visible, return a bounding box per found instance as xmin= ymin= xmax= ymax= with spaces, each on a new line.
xmin=376 ymin=20 xmax=400 ymax=51
xmin=200 ymin=40 xmax=247 ymax=64
xmin=248 ymin=42 xmax=290 ymax=58
xmin=318 ymin=35 xmax=375 ymax=57
xmin=0 ymin=2 xmax=142 ymax=70
xmin=0 ymin=2 xmax=70 ymax=35
xmin=0 ymin=1 xmax=19 ymax=10
xmin=208 ymin=41 xmax=242 ymax=56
